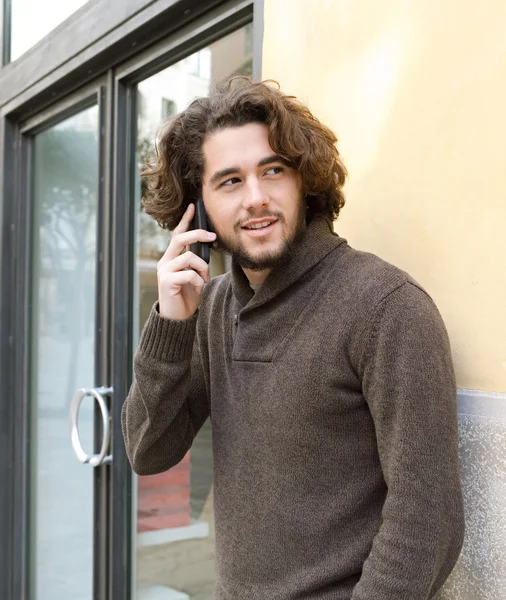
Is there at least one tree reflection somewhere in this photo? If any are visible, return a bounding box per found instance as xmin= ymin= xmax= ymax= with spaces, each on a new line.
xmin=35 ymin=123 xmax=98 ymax=410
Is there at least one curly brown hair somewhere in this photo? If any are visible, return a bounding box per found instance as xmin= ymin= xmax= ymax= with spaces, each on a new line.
xmin=142 ymin=77 xmax=347 ymax=230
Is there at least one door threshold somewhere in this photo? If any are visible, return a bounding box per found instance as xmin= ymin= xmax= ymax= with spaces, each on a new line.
xmin=137 ymin=521 xmax=209 ymax=547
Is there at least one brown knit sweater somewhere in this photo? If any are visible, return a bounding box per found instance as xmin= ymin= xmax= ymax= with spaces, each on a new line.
xmin=122 ymin=218 xmax=464 ymax=599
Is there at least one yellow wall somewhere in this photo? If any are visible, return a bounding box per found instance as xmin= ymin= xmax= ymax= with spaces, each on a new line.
xmin=262 ymin=0 xmax=506 ymax=392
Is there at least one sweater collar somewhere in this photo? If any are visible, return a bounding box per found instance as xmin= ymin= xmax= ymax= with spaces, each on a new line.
xmin=231 ymin=217 xmax=347 ymax=310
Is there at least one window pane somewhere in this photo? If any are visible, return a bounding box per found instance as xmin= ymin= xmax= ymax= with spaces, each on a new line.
xmin=30 ymin=106 xmax=99 ymax=600
xmin=134 ymin=24 xmax=252 ymax=600
xmin=10 ymin=0 xmax=89 ymax=62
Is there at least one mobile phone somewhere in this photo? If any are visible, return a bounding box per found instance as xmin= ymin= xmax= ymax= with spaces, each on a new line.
xmin=190 ymin=198 xmax=213 ymax=264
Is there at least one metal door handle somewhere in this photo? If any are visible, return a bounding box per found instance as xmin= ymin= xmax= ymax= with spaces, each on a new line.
xmin=69 ymin=386 xmax=113 ymax=466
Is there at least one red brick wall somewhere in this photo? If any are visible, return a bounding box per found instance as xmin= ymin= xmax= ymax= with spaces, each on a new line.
xmin=137 ymin=452 xmax=190 ymax=532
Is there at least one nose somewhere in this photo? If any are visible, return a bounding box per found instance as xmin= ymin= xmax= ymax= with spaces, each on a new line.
xmin=242 ymin=177 xmax=270 ymax=212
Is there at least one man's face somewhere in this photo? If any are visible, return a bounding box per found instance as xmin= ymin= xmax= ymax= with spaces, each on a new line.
xmin=201 ymin=123 xmax=306 ymax=272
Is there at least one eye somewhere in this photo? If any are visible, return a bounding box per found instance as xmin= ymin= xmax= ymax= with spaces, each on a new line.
xmin=265 ymin=166 xmax=284 ymax=175
xmin=221 ymin=177 xmax=241 ymax=187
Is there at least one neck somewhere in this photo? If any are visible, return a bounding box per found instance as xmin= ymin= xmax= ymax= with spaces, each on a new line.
xmin=242 ymin=267 xmax=272 ymax=286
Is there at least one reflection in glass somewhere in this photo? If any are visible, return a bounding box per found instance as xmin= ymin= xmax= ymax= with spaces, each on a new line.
xmin=134 ymin=24 xmax=253 ymax=600
xmin=30 ymin=106 xmax=99 ymax=600
xmin=10 ymin=0 xmax=89 ymax=62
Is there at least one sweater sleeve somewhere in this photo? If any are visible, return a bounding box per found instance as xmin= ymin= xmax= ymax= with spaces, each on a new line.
xmin=351 ymin=282 xmax=465 ymax=600
xmin=121 ymin=303 xmax=209 ymax=476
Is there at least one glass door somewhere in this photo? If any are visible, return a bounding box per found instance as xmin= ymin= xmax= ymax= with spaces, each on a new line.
xmin=19 ymin=82 xmax=112 ymax=600
xmin=129 ymin=23 xmax=253 ymax=600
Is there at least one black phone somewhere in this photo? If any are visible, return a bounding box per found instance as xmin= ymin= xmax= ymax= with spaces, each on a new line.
xmin=190 ymin=198 xmax=213 ymax=264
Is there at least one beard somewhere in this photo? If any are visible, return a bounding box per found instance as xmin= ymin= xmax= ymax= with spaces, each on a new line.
xmin=209 ymin=201 xmax=307 ymax=271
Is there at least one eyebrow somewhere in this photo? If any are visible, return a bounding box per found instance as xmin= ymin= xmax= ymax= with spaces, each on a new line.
xmin=209 ymin=154 xmax=287 ymax=186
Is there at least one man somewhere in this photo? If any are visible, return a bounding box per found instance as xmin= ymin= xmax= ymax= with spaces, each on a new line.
xmin=122 ymin=77 xmax=464 ymax=599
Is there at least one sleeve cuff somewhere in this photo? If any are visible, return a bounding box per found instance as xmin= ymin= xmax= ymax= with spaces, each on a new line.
xmin=137 ymin=302 xmax=198 ymax=362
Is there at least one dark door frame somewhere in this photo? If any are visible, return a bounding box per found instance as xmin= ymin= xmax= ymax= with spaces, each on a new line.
xmin=0 ymin=0 xmax=226 ymax=111
xmin=7 ymin=75 xmax=112 ymax=600
xmin=0 ymin=1 xmax=261 ymax=599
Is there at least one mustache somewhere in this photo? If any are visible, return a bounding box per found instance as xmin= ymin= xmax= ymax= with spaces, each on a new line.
xmin=234 ymin=212 xmax=284 ymax=228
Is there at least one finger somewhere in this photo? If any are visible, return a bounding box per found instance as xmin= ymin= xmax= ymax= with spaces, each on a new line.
xmin=172 ymin=203 xmax=195 ymax=236
xmin=158 ymin=204 xmax=195 ymax=265
xmin=174 ymin=229 xmax=216 ymax=250
xmin=161 ymin=229 xmax=216 ymax=264
xmin=168 ymin=252 xmax=210 ymax=283
xmin=161 ymin=270 xmax=206 ymax=296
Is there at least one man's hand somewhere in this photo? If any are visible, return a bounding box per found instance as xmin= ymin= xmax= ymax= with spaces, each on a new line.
xmin=157 ymin=203 xmax=216 ymax=320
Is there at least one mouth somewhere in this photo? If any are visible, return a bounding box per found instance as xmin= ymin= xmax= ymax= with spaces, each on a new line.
xmin=241 ymin=218 xmax=278 ymax=238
